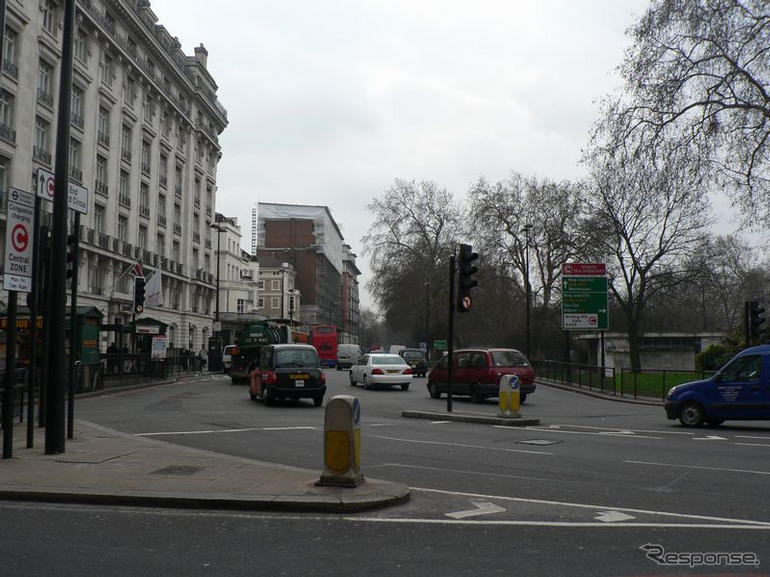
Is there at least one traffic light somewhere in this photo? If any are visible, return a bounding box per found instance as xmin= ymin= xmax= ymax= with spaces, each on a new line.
xmin=66 ymin=234 xmax=75 ymax=281
xmin=749 ymin=300 xmax=766 ymax=342
xmin=457 ymin=243 xmax=478 ymax=313
xmin=134 ymin=276 xmax=146 ymax=313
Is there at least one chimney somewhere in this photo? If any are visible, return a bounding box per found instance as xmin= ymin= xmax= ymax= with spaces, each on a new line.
xmin=194 ymin=43 xmax=208 ymax=68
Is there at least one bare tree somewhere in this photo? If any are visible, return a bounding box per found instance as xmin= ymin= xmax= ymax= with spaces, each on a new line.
xmin=615 ymin=0 xmax=770 ymax=224
xmin=362 ymin=179 xmax=462 ymax=343
xmin=582 ymin=137 xmax=714 ymax=370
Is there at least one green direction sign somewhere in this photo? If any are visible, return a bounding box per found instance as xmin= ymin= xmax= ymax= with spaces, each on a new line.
xmin=433 ymin=339 xmax=447 ymax=351
xmin=561 ymin=275 xmax=608 ymax=330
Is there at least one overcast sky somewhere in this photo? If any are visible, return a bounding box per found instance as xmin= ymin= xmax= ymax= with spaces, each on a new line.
xmin=150 ymin=0 xmax=653 ymax=310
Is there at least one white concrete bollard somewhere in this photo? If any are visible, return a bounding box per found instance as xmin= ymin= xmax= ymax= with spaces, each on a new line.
xmin=317 ymin=395 xmax=363 ymax=487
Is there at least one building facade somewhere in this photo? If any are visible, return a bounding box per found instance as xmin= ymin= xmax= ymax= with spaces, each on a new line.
xmin=256 ymin=202 xmax=360 ymax=342
xmin=0 ymin=0 xmax=227 ymax=351
xmin=257 ymin=257 xmax=299 ymax=322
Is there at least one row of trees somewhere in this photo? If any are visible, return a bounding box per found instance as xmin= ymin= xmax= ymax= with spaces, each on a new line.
xmin=361 ymin=0 xmax=769 ymax=369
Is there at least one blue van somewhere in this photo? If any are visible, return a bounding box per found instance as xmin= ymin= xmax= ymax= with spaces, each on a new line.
xmin=665 ymin=344 xmax=770 ymax=427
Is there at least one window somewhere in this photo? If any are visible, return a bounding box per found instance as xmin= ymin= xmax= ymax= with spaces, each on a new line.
xmin=257 ymin=280 xmax=265 ymax=290
xmin=257 ymin=298 xmax=264 ymax=309
xmin=96 ymin=155 xmax=107 ymax=189
xmin=71 ymin=86 xmax=84 ymax=128
xmin=119 ymin=170 xmax=130 ymax=207
xmin=100 ymin=54 xmax=113 ymax=87
xmin=138 ymin=225 xmax=147 ymax=249
xmin=117 ymin=215 xmax=128 ymax=242
xmin=4 ymin=28 xmax=18 ymax=78
xmin=38 ymin=60 xmax=53 ymax=106
xmin=68 ymin=138 xmax=81 ymax=181
xmin=0 ymin=157 xmax=9 ymax=195
xmin=121 ymin=124 xmax=132 ymax=161
xmin=156 ymin=233 xmax=165 ymax=257
xmin=141 ymin=140 xmax=151 ymax=173
xmin=98 ymin=106 xmax=110 ymax=146
xmin=94 ymin=204 xmax=105 ymax=233
xmin=42 ymin=2 xmax=58 ymax=37
xmin=175 ymin=165 xmax=182 ymax=194
xmin=74 ymin=28 xmax=88 ymax=63
xmin=271 ymin=279 xmax=280 ymax=291
xmin=158 ymin=194 xmax=166 ymax=218
xmin=34 ymin=117 xmax=50 ymax=161
xmin=123 ymin=76 xmax=135 ymax=106
xmin=139 ymin=183 xmax=149 ymax=215
xmin=0 ymin=90 xmax=14 ymax=137
xmin=172 ymin=241 xmax=180 ymax=262
xmin=270 ymin=297 xmax=280 ymax=309
xmin=237 ymin=299 xmax=247 ymax=314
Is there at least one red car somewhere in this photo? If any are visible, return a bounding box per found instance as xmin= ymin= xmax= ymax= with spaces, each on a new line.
xmin=427 ymin=348 xmax=536 ymax=403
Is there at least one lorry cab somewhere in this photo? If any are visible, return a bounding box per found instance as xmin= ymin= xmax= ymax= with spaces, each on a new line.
xmin=665 ymin=344 xmax=770 ymax=427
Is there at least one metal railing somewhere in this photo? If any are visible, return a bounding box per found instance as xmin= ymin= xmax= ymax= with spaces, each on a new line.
xmin=532 ymin=360 xmax=716 ymax=401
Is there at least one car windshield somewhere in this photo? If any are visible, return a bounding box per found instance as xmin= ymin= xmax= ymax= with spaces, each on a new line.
xmin=402 ymin=351 xmax=424 ymax=360
xmin=275 ymin=349 xmax=318 ymax=368
xmin=372 ymin=355 xmax=406 ymax=365
xmin=491 ymin=350 xmax=528 ymax=367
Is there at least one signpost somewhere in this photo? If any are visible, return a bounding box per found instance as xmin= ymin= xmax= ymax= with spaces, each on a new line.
xmin=561 ymin=263 xmax=608 ymax=331
xmin=4 ymin=188 xmax=36 ymax=292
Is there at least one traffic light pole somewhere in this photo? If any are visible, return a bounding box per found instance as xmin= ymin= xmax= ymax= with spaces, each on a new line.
xmin=447 ymin=253 xmax=455 ymax=413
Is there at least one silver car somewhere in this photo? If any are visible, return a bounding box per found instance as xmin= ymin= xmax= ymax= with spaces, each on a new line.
xmin=222 ymin=345 xmax=236 ymax=373
xmin=349 ymin=353 xmax=413 ymax=391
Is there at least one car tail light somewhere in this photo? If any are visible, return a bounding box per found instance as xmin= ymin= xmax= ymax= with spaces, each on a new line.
xmin=231 ymin=347 xmax=240 ymax=356
xmin=262 ymin=371 xmax=277 ymax=385
xmin=371 ymin=368 xmax=384 ymax=375
xmin=320 ymin=372 xmax=326 ymax=385
xmin=403 ymin=367 xmax=413 ymax=374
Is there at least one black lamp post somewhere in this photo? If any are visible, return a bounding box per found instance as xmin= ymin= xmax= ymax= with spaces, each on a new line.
xmin=210 ymin=221 xmax=224 ymax=371
xmin=522 ymin=224 xmax=532 ymax=359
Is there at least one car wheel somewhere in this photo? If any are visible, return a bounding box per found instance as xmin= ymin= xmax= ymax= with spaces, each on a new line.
xmin=362 ymin=375 xmax=370 ymax=390
xmin=349 ymin=372 xmax=356 ymax=386
xmin=520 ymin=393 xmax=527 ymax=404
xmin=428 ymin=382 xmax=441 ymax=399
xmin=678 ymin=402 xmax=705 ymax=427
xmin=470 ymin=387 xmax=483 ymax=403
xmin=313 ymin=395 xmax=323 ymax=407
xmin=401 ymin=383 xmax=409 ymax=391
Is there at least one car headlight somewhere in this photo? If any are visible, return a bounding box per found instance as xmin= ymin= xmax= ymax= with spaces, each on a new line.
xmin=666 ymin=385 xmax=680 ymax=400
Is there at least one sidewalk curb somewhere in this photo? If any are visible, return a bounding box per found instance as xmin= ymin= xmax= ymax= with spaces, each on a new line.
xmin=537 ymin=380 xmax=663 ymax=406
xmin=402 ymin=409 xmax=540 ymax=426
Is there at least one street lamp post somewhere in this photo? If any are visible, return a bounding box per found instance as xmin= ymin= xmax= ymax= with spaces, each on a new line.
xmin=522 ymin=224 xmax=533 ymax=359
xmin=210 ymin=221 xmax=224 ymax=371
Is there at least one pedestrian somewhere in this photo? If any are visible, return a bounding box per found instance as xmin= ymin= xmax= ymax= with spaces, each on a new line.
xmin=198 ymin=346 xmax=208 ymax=372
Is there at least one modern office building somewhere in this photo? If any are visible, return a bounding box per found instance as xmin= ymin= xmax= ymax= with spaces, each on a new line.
xmin=256 ymin=202 xmax=360 ymax=342
xmin=0 ymin=0 xmax=227 ymax=351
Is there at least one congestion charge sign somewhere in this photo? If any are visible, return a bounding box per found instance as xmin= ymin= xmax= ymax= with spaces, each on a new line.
xmin=4 ymin=187 xmax=36 ymax=292
xmin=561 ymin=263 xmax=608 ymax=330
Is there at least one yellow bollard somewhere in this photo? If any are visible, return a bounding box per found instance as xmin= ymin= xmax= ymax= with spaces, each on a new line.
xmin=317 ymin=395 xmax=363 ymax=487
xmin=498 ymin=374 xmax=521 ymax=418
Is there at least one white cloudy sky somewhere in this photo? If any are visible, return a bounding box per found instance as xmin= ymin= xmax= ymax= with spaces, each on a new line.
xmin=150 ymin=0 xmax=654 ymax=310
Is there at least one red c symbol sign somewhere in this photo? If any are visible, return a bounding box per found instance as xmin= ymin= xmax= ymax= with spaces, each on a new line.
xmin=12 ymin=223 xmax=29 ymax=252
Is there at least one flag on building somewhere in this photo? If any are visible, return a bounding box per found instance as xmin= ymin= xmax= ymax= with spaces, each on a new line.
xmin=145 ymin=271 xmax=164 ymax=308
xmin=132 ymin=260 xmax=144 ymax=277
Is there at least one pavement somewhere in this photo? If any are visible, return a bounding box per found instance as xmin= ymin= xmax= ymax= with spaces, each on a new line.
xmin=0 ymin=373 xmax=410 ymax=514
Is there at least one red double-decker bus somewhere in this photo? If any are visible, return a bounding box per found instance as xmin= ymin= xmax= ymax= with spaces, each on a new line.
xmin=310 ymin=325 xmax=338 ymax=368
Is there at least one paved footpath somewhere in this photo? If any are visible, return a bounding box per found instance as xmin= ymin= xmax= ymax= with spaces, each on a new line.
xmin=0 ymin=417 xmax=409 ymax=513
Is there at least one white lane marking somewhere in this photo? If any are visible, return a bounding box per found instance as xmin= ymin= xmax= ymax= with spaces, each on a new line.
xmin=410 ymin=487 xmax=770 ymax=526
xmin=501 ymin=427 xmax=663 ymax=440
xmin=692 ymin=435 xmax=727 ymax=440
xmin=534 ymin=423 xmax=695 ymax=436
xmin=736 ymin=435 xmax=770 ymax=440
xmin=625 ymin=460 xmax=770 ymax=476
xmin=446 ymin=501 xmax=506 ymax=519
xmin=368 ymin=434 xmax=553 ymax=455
xmin=431 ymin=420 xmax=451 ymax=424
xmin=343 ymin=518 xmax=770 ymax=529
xmin=136 ymin=426 xmax=318 ymax=436
xmin=734 ymin=442 xmax=770 ymax=448
xmin=595 ymin=510 xmax=635 ymax=523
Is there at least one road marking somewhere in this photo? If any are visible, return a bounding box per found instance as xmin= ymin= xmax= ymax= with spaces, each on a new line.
xmin=446 ymin=501 xmax=505 ymax=519
xmin=343 ymin=518 xmax=770 ymax=529
xmin=368 ymin=434 xmax=553 ymax=455
xmin=625 ymin=460 xmax=770 ymax=476
xmin=136 ymin=426 xmax=318 ymax=436
xmin=534 ymin=423 xmax=695 ymax=436
xmin=507 ymin=427 xmax=663 ymax=440
xmin=410 ymin=487 xmax=770 ymax=526
xmin=735 ymin=435 xmax=770 ymax=440
xmin=431 ymin=420 xmax=451 ymax=424
xmin=692 ymin=435 xmax=727 ymax=440
xmin=595 ymin=510 xmax=635 ymax=523
xmin=734 ymin=442 xmax=770 ymax=448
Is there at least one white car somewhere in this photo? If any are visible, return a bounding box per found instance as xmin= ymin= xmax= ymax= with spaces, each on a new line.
xmin=349 ymin=353 xmax=413 ymax=391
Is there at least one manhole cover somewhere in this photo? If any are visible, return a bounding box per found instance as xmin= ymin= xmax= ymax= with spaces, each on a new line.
xmin=151 ymin=465 xmax=204 ymax=475
xmin=516 ymin=439 xmax=561 ymax=446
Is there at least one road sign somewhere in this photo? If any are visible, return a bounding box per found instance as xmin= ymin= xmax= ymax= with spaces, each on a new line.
xmin=4 ymin=188 xmax=36 ymax=292
xmin=433 ymin=339 xmax=447 ymax=351
xmin=561 ymin=263 xmax=608 ymax=330
xmin=35 ymin=168 xmax=89 ymax=214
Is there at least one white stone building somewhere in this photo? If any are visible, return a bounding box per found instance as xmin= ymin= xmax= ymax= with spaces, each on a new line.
xmin=0 ymin=0 xmax=227 ymax=351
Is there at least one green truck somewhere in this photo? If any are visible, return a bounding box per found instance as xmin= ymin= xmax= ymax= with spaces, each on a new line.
xmin=229 ymin=321 xmax=294 ymax=384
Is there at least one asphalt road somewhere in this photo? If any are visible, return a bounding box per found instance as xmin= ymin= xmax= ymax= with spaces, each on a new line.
xmin=6 ymin=370 xmax=769 ymax=576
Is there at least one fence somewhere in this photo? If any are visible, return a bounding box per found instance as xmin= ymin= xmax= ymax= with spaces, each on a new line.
xmin=532 ymin=360 xmax=716 ymax=401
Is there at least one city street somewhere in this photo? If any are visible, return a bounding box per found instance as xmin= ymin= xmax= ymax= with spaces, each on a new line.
xmin=4 ymin=370 xmax=770 ymax=575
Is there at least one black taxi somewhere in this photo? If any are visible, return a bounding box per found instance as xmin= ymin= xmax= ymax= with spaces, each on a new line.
xmin=249 ymin=344 xmax=327 ymax=406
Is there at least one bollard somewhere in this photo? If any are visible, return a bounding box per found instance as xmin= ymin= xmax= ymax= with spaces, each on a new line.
xmin=498 ymin=374 xmax=521 ymax=418
xmin=317 ymin=395 xmax=363 ymax=487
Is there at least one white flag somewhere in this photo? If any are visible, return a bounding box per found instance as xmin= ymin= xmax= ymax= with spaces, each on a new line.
xmin=145 ymin=271 xmax=164 ymax=307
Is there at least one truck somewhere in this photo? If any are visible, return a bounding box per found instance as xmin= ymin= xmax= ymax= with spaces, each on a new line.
xmin=229 ymin=321 xmax=297 ymax=384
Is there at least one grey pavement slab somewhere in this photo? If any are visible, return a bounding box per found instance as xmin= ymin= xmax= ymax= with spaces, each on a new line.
xmin=0 ymin=419 xmax=409 ymax=513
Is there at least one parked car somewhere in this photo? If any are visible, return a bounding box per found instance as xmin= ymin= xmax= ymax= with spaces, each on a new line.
xmin=400 ymin=348 xmax=428 ymax=378
xmin=222 ymin=345 xmax=236 ymax=373
xmin=248 ymin=344 xmax=326 ymax=406
xmin=665 ymin=344 xmax=770 ymax=427
xmin=350 ymin=353 xmax=413 ymax=390
xmin=427 ymin=348 xmax=536 ymax=403
xmin=336 ymin=343 xmax=362 ymax=370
